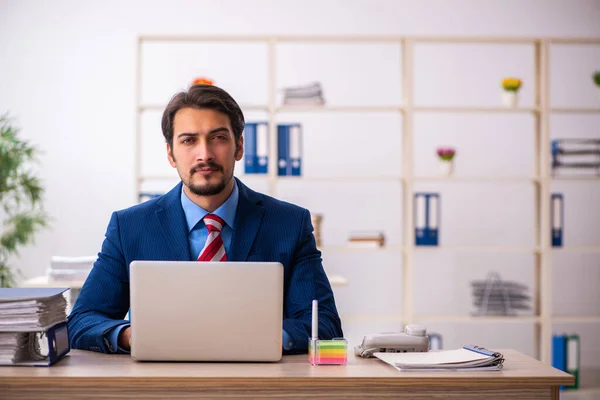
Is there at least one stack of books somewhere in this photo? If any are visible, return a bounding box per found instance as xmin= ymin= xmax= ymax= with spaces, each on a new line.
xmin=47 ymin=255 xmax=96 ymax=282
xmin=551 ymin=139 xmax=600 ymax=177
xmin=282 ymin=82 xmax=326 ymax=106
xmin=0 ymin=288 xmax=70 ymax=366
xmin=471 ymin=272 xmax=531 ymax=316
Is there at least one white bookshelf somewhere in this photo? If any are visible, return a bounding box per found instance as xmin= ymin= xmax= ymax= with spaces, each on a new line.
xmin=135 ymin=35 xmax=600 ymax=384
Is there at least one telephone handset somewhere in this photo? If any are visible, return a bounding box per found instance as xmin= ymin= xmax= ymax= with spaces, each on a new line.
xmin=354 ymin=324 xmax=430 ymax=358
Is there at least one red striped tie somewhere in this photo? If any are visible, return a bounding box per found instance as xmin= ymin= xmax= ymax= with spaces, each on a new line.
xmin=197 ymin=214 xmax=228 ymax=262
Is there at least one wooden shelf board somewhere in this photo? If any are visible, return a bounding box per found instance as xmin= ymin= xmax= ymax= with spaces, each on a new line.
xmin=413 ymin=176 xmax=539 ymax=182
xmin=550 ymin=177 xmax=600 ymax=182
xmin=551 ymin=316 xmax=600 ymax=323
xmin=139 ymin=104 xmax=269 ymax=112
xmin=413 ymin=315 xmax=540 ymax=323
xmin=552 ymin=246 xmax=600 ymax=253
xmin=550 ymin=107 xmax=600 ymax=113
xmin=320 ymin=245 xmax=403 ymax=253
xmin=414 ymin=106 xmax=539 ymax=113
xmin=413 ymin=246 xmax=539 ymax=253
xmin=276 ymin=105 xmax=403 ymax=112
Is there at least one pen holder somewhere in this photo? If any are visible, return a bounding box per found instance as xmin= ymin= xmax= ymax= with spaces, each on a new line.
xmin=309 ymin=338 xmax=348 ymax=365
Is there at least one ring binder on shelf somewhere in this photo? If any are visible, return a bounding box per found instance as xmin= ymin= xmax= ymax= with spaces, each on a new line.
xmin=414 ymin=192 xmax=440 ymax=246
xmin=551 ymin=193 xmax=563 ymax=247
xmin=244 ymin=122 xmax=269 ymax=174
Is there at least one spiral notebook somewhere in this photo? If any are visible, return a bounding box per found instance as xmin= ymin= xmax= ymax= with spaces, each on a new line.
xmin=375 ymin=345 xmax=504 ymax=371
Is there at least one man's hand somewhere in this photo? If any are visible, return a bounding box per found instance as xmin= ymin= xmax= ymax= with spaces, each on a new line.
xmin=118 ymin=326 xmax=132 ymax=350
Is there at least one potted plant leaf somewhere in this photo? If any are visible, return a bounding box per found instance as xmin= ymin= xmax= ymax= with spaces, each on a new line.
xmin=0 ymin=114 xmax=48 ymax=287
xmin=593 ymin=71 xmax=600 ymax=103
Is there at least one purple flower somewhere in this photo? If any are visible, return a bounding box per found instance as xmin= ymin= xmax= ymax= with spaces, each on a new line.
xmin=436 ymin=147 xmax=456 ymax=161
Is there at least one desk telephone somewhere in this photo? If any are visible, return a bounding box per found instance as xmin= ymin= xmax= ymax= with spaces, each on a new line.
xmin=354 ymin=324 xmax=429 ymax=358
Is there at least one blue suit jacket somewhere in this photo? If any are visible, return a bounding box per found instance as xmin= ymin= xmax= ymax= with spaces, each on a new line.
xmin=68 ymin=178 xmax=343 ymax=354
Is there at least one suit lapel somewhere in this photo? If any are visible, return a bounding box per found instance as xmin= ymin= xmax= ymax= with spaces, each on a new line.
xmin=229 ymin=178 xmax=264 ymax=261
xmin=155 ymin=182 xmax=191 ymax=261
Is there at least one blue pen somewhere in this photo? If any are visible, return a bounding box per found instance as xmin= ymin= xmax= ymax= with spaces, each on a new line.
xmin=463 ymin=345 xmax=497 ymax=357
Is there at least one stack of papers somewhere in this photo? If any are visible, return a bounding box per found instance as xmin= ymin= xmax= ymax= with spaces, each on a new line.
xmin=375 ymin=346 xmax=505 ymax=371
xmin=282 ymin=82 xmax=326 ymax=105
xmin=47 ymin=255 xmax=96 ymax=282
xmin=0 ymin=288 xmax=70 ymax=366
xmin=0 ymin=288 xmax=68 ymax=331
xmin=0 ymin=332 xmax=47 ymax=364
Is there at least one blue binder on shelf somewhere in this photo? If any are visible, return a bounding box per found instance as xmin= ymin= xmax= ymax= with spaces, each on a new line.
xmin=551 ymin=193 xmax=563 ymax=247
xmin=414 ymin=192 xmax=440 ymax=246
xmin=565 ymin=334 xmax=580 ymax=390
xmin=243 ymin=122 xmax=269 ymax=174
xmin=277 ymin=123 xmax=302 ymax=176
xmin=552 ymin=334 xmax=567 ymax=389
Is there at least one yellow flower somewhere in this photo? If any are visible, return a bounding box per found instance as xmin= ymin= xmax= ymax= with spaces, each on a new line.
xmin=502 ymin=77 xmax=522 ymax=92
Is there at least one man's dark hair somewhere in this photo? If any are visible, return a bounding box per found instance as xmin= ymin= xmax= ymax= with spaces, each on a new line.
xmin=161 ymin=84 xmax=245 ymax=147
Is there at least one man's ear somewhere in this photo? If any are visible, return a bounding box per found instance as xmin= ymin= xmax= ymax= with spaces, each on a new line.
xmin=235 ymin=136 xmax=244 ymax=161
xmin=167 ymin=143 xmax=176 ymax=167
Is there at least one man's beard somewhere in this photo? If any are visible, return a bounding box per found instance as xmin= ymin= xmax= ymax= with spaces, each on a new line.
xmin=185 ymin=161 xmax=231 ymax=196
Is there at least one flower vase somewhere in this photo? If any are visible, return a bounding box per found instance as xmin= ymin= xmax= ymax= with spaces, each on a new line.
xmin=502 ymin=91 xmax=518 ymax=108
xmin=439 ymin=160 xmax=454 ymax=176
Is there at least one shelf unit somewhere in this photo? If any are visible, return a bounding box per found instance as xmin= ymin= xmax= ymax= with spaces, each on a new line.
xmin=135 ymin=35 xmax=600 ymax=368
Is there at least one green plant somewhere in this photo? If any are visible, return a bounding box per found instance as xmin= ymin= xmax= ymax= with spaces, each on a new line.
xmin=593 ymin=71 xmax=600 ymax=87
xmin=0 ymin=114 xmax=48 ymax=287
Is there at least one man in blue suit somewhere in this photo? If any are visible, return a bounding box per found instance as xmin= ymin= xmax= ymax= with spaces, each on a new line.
xmin=68 ymin=84 xmax=343 ymax=354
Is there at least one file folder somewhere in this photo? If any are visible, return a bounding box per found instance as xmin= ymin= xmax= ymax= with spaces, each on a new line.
xmin=427 ymin=194 xmax=439 ymax=246
xmin=277 ymin=124 xmax=290 ymax=176
xmin=255 ymin=122 xmax=269 ymax=174
xmin=277 ymin=123 xmax=302 ymax=176
xmin=565 ymin=334 xmax=580 ymax=390
xmin=243 ymin=122 xmax=269 ymax=174
xmin=414 ymin=193 xmax=427 ymax=245
xmin=414 ymin=193 xmax=439 ymax=246
xmin=552 ymin=334 xmax=567 ymax=389
xmin=289 ymin=124 xmax=302 ymax=176
xmin=551 ymin=193 xmax=563 ymax=247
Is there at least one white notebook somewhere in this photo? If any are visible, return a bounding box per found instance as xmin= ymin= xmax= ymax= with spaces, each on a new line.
xmin=375 ymin=346 xmax=504 ymax=371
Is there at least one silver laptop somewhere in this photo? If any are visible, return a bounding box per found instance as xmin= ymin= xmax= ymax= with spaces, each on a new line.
xmin=129 ymin=260 xmax=283 ymax=362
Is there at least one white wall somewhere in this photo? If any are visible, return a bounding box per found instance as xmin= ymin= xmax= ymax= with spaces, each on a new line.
xmin=1 ymin=0 xmax=599 ymax=360
xmin=1 ymin=0 xmax=598 ymax=280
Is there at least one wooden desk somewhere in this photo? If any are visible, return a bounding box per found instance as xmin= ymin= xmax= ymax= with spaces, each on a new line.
xmin=0 ymin=349 xmax=572 ymax=399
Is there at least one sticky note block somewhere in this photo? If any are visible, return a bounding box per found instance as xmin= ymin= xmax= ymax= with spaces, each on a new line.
xmin=309 ymin=338 xmax=347 ymax=365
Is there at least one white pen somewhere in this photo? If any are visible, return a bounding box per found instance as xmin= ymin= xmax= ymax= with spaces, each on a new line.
xmin=312 ymin=299 xmax=318 ymax=340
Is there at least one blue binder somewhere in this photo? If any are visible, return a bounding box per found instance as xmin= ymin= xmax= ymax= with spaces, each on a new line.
xmin=277 ymin=124 xmax=289 ymax=176
xmin=277 ymin=123 xmax=302 ymax=176
xmin=551 ymin=193 xmax=563 ymax=247
xmin=244 ymin=122 xmax=256 ymax=173
xmin=244 ymin=122 xmax=269 ymax=174
xmin=552 ymin=334 xmax=567 ymax=389
xmin=288 ymin=124 xmax=302 ymax=176
xmin=415 ymin=193 xmax=439 ymax=246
